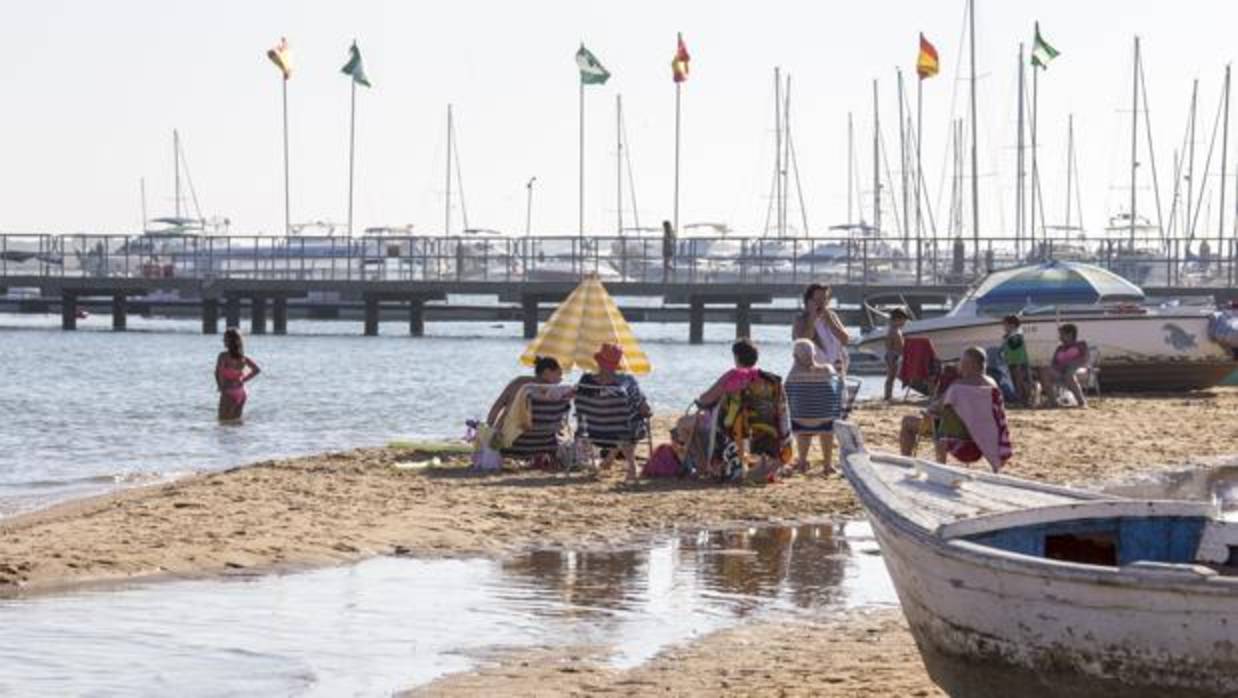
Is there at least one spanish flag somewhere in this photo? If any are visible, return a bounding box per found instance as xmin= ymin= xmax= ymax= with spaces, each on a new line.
xmin=916 ymin=33 xmax=939 ymax=80
xmin=671 ymin=33 xmax=690 ymax=83
xmin=267 ymin=37 xmax=292 ymax=80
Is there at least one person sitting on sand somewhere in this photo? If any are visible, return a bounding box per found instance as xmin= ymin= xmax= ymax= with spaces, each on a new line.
xmin=696 ymin=339 xmax=792 ymax=481
xmin=575 ymin=343 xmax=652 ymax=481
xmin=216 ymin=327 xmax=261 ymax=422
xmin=785 ymin=339 xmax=842 ymax=476
xmin=487 ymin=356 xmax=574 ymax=462
xmin=1039 ymin=323 xmax=1089 ymax=409
xmin=792 ymin=283 xmax=851 ymax=373
xmin=900 ymin=347 xmax=1012 ymax=468
xmin=883 ymin=308 xmax=909 ymax=401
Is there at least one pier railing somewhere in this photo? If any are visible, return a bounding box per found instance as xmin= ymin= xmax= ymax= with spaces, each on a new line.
xmin=1 ymin=233 xmax=1235 ymax=289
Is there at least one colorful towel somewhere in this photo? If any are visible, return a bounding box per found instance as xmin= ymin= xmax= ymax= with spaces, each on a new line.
xmin=943 ymin=383 xmax=1013 ymax=472
xmin=899 ymin=336 xmax=938 ymax=388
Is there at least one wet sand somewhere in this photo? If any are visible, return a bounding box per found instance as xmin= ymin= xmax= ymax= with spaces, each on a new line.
xmin=408 ymin=608 xmax=944 ymax=698
xmin=2 ymin=389 xmax=1235 ymax=596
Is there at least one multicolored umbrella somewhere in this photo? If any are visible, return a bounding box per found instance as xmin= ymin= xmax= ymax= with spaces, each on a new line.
xmin=973 ymin=261 xmax=1144 ymax=310
xmin=519 ymin=275 xmax=652 ymax=375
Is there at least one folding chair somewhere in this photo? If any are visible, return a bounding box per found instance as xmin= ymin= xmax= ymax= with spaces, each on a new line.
xmin=1076 ymin=346 xmax=1101 ymax=399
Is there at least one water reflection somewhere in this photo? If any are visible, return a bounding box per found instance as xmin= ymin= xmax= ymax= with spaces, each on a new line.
xmin=0 ymin=522 xmax=894 ymax=696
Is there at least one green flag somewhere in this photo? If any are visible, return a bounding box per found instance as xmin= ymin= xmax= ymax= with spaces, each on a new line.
xmin=341 ymin=41 xmax=372 ymax=87
xmin=576 ymin=44 xmax=610 ymax=85
xmin=1030 ymin=22 xmax=1059 ymax=69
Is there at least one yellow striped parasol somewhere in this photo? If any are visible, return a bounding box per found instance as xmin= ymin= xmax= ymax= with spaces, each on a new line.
xmin=519 ymin=275 xmax=652 ymax=375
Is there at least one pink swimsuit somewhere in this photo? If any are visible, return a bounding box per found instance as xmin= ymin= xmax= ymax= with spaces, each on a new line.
xmin=218 ymin=364 xmax=247 ymax=406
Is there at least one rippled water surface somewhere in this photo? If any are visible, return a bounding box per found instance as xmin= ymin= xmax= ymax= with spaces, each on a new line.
xmin=0 ymin=313 xmax=878 ymax=514
xmin=0 ymin=521 xmax=895 ymax=696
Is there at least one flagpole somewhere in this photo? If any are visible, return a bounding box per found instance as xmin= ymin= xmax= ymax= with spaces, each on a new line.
xmin=968 ymin=0 xmax=980 ymax=272
xmin=916 ymin=74 xmax=923 ymax=284
xmin=898 ymin=68 xmax=908 ymax=253
xmin=579 ymin=77 xmax=585 ymax=273
xmin=347 ymin=78 xmax=357 ymax=236
xmin=281 ymin=78 xmax=291 ymax=236
xmin=445 ymin=103 xmax=453 ymax=237
xmin=617 ymin=93 xmax=624 ymax=237
xmin=1031 ymin=44 xmax=1039 ymax=252
xmin=674 ymin=82 xmax=682 ymax=237
xmin=1016 ymin=43 xmax=1025 ymax=259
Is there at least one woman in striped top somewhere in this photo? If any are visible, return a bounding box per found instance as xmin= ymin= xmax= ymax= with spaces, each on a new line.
xmin=785 ymin=339 xmax=842 ymax=475
xmin=487 ymin=356 xmax=573 ymax=461
xmin=575 ymin=343 xmax=651 ymax=481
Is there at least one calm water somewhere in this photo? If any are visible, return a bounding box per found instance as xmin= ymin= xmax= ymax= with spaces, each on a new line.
xmin=0 ymin=521 xmax=896 ymax=696
xmin=0 ymin=312 xmax=879 ymax=515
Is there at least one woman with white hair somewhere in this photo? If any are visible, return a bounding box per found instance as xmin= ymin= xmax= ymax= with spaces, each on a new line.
xmin=784 ymin=338 xmax=842 ymax=475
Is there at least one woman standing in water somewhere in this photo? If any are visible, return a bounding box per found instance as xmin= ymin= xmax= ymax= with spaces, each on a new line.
xmin=216 ymin=328 xmax=261 ymax=421
xmin=792 ymin=283 xmax=851 ymax=373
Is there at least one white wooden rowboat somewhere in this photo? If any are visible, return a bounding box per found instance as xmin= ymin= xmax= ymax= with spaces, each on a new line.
xmin=835 ymin=421 xmax=1238 ymax=698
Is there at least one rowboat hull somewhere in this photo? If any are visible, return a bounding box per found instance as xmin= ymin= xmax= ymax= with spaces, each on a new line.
xmin=838 ymin=428 xmax=1238 ymax=698
xmin=864 ymin=507 xmax=1238 ymax=698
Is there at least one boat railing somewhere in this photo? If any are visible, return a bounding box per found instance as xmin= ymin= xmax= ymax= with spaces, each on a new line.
xmin=0 ymin=233 xmax=1235 ymax=289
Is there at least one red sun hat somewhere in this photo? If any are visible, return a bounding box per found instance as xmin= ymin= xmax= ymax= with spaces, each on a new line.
xmin=594 ymin=343 xmax=625 ymax=371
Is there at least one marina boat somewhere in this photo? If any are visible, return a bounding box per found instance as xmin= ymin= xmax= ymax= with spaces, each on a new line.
xmin=858 ymin=260 xmax=1236 ymax=391
xmin=835 ymin=421 xmax=1238 ymax=698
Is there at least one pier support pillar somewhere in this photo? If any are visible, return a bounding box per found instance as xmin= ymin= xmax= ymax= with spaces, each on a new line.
xmin=224 ymin=296 xmax=241 ymax=329
xmin=735 ymin=299 xmax=751 ymax=339
xmin=61 ymin=292 xmax=78 ymax=331
xmin=521 ymin=296 xmax=538 ymax=339
xmin=250 ymin=296 xmax=267 ymax=335
xmin=202 ymin=298 xmax=219 ymax=335
xmin=688 ymin=297 xmax=705 ymax=345
xmin=272 ymin=297 xmax=288 ymax=335
xmin=111 ymin=294 xmax=127 ymax=331
xmin=409 ymin=299 xmax=425 ymax=337
xmin=364 ymin=298 xmax=380 ymax=336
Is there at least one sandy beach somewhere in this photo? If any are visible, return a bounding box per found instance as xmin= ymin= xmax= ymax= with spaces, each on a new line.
xmin=1 ymin=389 xmax=1235 ymax=695
xmin=3 ymin=389 xmax=1235 ymax=596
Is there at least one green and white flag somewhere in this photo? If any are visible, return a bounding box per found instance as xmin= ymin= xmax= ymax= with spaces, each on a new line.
xmin=1030 ymin=22 xmax=1059 ymax=69
xmin=341 ymin=41 xmax=372 ymax=87
xmin=576 ymin=44 xmax=611 ymax=85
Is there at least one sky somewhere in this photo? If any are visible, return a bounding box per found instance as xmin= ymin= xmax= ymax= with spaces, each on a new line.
xmin=1 ymin=0 xmax=1237 ymax=242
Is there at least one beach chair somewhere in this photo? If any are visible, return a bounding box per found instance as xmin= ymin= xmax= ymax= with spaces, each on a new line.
xmin=1076 ymin=346 xmax=1101 ymax=399
xmin=839 ymin=376 xmax=863 ymax=419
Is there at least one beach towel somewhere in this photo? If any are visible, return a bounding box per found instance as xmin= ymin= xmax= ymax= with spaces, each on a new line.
xmin=899 ymin=337 xmax=938 ymax=392
xmin=718 ymin=370 xmax=792 ymax=466
xmin=499 ymin=385 xmax=571 ymax=457
xmin=943 ymin=383 xmax=1013 ymax=472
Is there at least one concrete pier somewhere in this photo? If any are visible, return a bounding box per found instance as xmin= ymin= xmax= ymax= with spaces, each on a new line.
xmin=224 ymin=296 xmax=241 ymax=329
xmin=272 ymin=297 xmax=288 ymax=335
xmin=364 ymin=297 xmax=380 ymax=336
xmin=111 ymin=294 xmax=126 ymax=331
xmin=409 ymin=299 xmax=425 ymax=337
xmin=202 ymin=298 xmax=219 ymax=334
xmin=521 ymin=296 xmax=539 ymax=339
xmin=735 ymin=299 xmax=751 ymax=339
xmin=688 ymin=298 xmax=705 ymax=345
xmin=250 ymin=296 xmax=267 ymax=335
xmin=61 ymin=292 xmax=77 ymax=330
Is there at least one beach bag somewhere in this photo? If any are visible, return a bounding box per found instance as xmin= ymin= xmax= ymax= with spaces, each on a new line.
xmin=465 ymin=420 xmax=503 ymax=472
xmin=642 ymin=444 xmax=681 ymax=478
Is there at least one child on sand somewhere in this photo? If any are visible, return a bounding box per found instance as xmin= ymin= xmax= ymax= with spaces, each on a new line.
xmin=1000 ymin=315 xmax=1030 ymax=405
xmin=883 ymin=308 xmax=909 ymax=401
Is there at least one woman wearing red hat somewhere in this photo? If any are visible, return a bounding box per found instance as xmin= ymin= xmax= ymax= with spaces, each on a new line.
xmin=575 ymin=342 xmax=651 ymax=481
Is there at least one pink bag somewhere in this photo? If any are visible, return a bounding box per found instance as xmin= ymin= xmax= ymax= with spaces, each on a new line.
xmin=642 ymin=444 xmax=682 ymax=478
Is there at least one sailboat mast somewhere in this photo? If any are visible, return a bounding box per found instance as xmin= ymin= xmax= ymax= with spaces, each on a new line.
xmin=617 ymin=94 xmax=624 ymax=237
xmin=1016 ymin=44 xmax=1025 ymax=255
xmin=968 ymin=0 xmax=981 ymax=269
xmin=1065 ymin=114 xmax=1075 ymax=229
xmin=1130 ymin=37 xmax=1140 ymax=246
xmin=784 ymin=74 xmax=793 ymax=238
xmin=873 ymin=78 xmax=881 ymax=235
xmin=1219 ymin=65 xmax=1230 ymax=247
xmin=774 ymin=67 xmax=783 ymax=238
xmin=898 ymin=68 xmax=908 ymax=250
xmin=140 ymin=177 xmax=148 ymax=231
xmin=1187 ymin=79 xmax=1199 ymax=240
xmin=173 ymin=129 xmax=181 ymax=221
xmin=445 ymin=104 xmax=453 ymax=236
xmin=847 ymin=112 xmax=854 ymax=225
